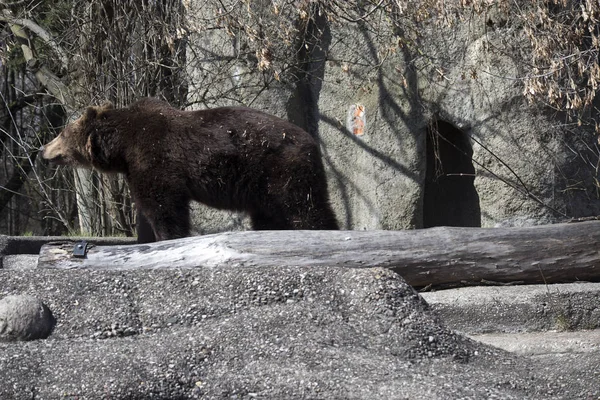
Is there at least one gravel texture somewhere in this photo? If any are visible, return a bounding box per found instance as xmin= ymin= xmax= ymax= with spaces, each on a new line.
xmin=1 ymin=265 xmax=598 ymax=399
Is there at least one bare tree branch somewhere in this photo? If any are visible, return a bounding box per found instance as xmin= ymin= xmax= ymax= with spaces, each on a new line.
xmin=0 ymin=9 xmax=69 ymax=72
xmin=1 ymin=10 xmax=74 ymax=110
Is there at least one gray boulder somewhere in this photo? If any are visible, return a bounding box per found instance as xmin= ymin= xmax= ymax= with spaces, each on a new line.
xmin=0 ymin=294 xmax=55 ymax=341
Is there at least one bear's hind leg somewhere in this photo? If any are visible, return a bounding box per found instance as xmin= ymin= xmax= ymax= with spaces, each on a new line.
xmin=267 ymin=189 xmax=339 ymax=230
xmin=303 ymin=203 xmax=340 ymax=230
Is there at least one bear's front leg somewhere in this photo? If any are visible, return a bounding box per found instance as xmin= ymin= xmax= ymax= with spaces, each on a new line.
xmin=133 ymin=192 xmax=191 ymax=242
xmin=136 ymin=210 xmax=156 ymax=243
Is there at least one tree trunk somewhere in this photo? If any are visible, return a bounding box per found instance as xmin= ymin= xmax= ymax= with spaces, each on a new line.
xmin=37 ymin=221 xmax=600 ymax=287
xmin=1 ymin=10 xmax=96 ymax=234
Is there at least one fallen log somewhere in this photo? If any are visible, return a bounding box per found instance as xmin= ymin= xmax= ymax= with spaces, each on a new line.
xmin=37 ymin=221 xmax=600 ymax=287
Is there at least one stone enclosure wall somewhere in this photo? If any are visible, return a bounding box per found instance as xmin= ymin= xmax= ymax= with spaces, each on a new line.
xmin=184 ymin=1 xmax=600 ymax=233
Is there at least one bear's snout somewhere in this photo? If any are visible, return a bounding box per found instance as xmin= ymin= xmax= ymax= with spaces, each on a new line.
xmin=40 ymin=137 xmax=67 ymax=164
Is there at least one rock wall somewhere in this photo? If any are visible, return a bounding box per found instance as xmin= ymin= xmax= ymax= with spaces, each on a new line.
xmin=184 ymin=1 xmax=600 ymax=232
xmin=414 ymin=16 xmax=570 ymax=227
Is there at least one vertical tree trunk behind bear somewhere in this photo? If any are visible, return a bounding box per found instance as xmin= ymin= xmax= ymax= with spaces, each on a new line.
xmin=70 ymin=4 xmax=99 ymax=236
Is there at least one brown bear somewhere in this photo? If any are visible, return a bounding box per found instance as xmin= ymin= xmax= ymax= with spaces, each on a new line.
xmin=41 ymin=98 xmax=339 ymax=242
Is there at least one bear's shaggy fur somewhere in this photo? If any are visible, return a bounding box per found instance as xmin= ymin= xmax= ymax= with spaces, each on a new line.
xmin=42 ymin=98 xmax=339 ymax=242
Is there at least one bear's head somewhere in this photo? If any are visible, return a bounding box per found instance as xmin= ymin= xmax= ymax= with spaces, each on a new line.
xmin=41 ymin=102 xmax=115 ymax=170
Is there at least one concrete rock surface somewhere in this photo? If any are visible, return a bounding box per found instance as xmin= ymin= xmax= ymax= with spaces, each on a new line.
xmin=421 ymin=282 xmax=600 ymax=334
xmin=1 ymin=265 xmax=598 ymax=399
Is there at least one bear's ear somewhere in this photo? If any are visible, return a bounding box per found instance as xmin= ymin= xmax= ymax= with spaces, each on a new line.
xmin=99 ymin=101 xmax=114 ymax=111
xmin=84 ymin=106 xmax=98 ymax=121
xmin=85 ymin=131 xmax=110 ymax=168
xmin=84 ymin=102 xmax=114 ymax=121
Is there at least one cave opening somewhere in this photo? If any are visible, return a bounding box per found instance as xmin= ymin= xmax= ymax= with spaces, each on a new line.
xmin=423 ymin=120 xmax=481 ymax=228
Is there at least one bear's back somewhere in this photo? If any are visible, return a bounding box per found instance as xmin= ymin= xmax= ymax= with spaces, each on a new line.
xmin=192 ymin=106 xmax=315 ymax=145
xmin=128 ymin=99 xmax=316 ymax=148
